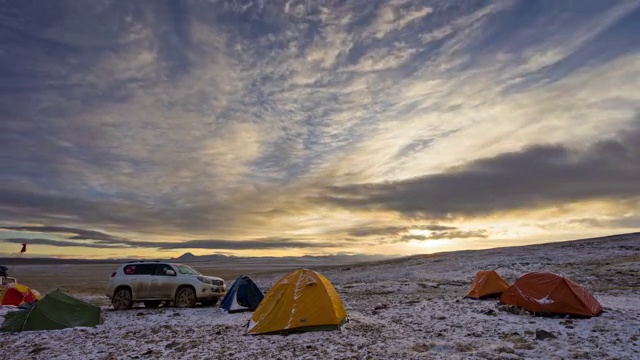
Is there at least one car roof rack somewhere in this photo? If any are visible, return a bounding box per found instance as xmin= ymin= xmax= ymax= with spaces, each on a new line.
xmin=124 ymin=260 xmax=162 ymax=264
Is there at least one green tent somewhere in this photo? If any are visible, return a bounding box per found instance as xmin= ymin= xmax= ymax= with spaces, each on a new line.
xmin=1 ymin=289 xmax=104 ymax=332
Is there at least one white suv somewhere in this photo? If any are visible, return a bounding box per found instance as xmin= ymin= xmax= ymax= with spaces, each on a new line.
xmin=106 ymin=261 xmax=226 ymax=310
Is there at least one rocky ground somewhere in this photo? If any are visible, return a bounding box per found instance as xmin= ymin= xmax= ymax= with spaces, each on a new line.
xmin=1 ymin=233 xmax=639 ymax=359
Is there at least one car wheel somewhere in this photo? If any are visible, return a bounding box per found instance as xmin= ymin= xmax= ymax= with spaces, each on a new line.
xmin=175 ymin=287 xmax=197 ymax=308
xmin=112 ymin=288 xmax=133 ymax=310
xmin=144 ymin=300 xmax=161 ymax=308
xmin=201 ymin=298 xmax=218 ymax=306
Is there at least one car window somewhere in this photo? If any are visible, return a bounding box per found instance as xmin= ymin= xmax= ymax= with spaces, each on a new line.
xmin=123 ymin=265 xmax=137 ymax=275
xmin=175 ymin=264 xmax=201 ymax=275
xmin=131 ymin=264 xmax=156 ymax=275
xmin=154 ymin=264 xmax=175 ymax=276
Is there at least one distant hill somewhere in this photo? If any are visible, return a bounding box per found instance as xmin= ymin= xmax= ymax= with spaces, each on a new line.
xmin=170 ymin=252 xmax=392 ymax=263
xmin=5 ymin=232 xmax=636 ymax=266
xmin=174 ymin=252 xmax=198 ymax=260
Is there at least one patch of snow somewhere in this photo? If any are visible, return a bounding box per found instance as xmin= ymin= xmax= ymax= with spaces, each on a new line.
xmin=535 ymin=296 xmax=554 ymax=305
xmin=0 ymin=305 xmax=18 ymax=317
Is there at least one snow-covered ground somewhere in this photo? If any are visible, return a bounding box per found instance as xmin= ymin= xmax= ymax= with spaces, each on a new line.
xmin=1 ymin=233 xmax=639 ymax=359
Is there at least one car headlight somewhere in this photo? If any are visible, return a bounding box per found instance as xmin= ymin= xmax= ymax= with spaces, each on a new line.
xmin=197 ymin=276 xmax=210 ymax=284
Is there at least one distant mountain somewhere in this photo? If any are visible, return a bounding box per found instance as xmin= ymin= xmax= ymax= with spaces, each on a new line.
xmin=2 ymin=232 xmax=638 ymax=266
xmin=0 ymin=253 xmax=395 ymax=266
xmin=172 ymin=252 xmax=232 ymax=262
xmin=169 ymin=252 xmax=394 ymax=265
xmin=175 ymin=252 xmax=198 ymax=260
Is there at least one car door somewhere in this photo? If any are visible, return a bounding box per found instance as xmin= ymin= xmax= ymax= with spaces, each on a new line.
xmin=121 ymin=264 xmax=139 ymax=297
xmin=148 ymin=264 xmax=176 ymax=299
xmin=131 ymin=264 xmax=155 ymax=299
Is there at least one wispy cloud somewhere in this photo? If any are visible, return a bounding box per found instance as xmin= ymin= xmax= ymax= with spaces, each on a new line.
xmin=0 ymin=237 xmax=345 ymax=251
xmin=348 ymin=225 xmax=457 ymax=237
xmin=2 ymin=238 xmax=125 ymax=249
xmin=1 ymin=226 xmax=129 ymax=243
xmin=0 ymin=226 xmax=346 ymax=250
xmin=397 ymin=230 xmax=489 ymax=243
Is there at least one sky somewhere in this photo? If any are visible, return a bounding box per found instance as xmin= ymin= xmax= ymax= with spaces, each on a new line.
xmin=1 ymin=0 xmax=639 ymax=259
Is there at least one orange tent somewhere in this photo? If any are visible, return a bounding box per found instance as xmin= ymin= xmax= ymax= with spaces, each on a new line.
xmin=0 ymin=283 xmax=41 ymax=306
xmin=500 ymin=272 xmax=602 ymax=317
xmin=465 ymin=270 xmax=510 ymax=299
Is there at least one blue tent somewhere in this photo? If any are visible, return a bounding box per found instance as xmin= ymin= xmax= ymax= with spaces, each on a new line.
xmin=220 ymin=275 xmax=264 ymax=313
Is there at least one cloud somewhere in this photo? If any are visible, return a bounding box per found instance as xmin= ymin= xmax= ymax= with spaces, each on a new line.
xmin=367 ymin=3 xmax=433 ymax=39
xmin=517 ymin=1 xmax=640 ymax=73
xmin=344 ymin=225 xmax=489 ymax=243
xmin=152 ymin=238 xmax=344 ymax=250
xmin=2 ymin=238 xmax=125 ymax=249
xmin=1 ymin=226 xmax=345 ymax=250
xmin=566 ymin=210 xmax=640 ymax=230
xmin=322 ymin=119 xmax=640 ymax=218
xmin=397 ymin=230 xmax=489 ymax=242
xmin=348 ymin=224 xmax=457 ymax=237
xmin=0 ymin=226 xmax=129 ymax=243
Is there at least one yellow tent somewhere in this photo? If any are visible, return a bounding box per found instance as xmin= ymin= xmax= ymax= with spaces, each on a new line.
xmin=465 ymin=270 xmax=510 ymax=299
xmin=246 ymin=269 xmax=347 ymax=335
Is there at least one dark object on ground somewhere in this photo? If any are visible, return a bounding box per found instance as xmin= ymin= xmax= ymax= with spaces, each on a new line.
xmin=18 ymin=301 xmax=37 ymax=310
xmin=374 ymin=303 xmax=389 ymax=311
xmin=497 ymin=304 xmax=528 ymax=315
xmin=535 ymin=329 xmax=557 ymax=340
xmin=29 ymin=347 xmax=49 ymax=355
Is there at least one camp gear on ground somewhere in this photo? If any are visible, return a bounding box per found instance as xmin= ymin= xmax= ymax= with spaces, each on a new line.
xmin=0 ymin=283 xmax=40 ymax=306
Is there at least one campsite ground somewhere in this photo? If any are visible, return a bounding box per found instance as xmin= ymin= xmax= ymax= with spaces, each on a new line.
xmin=1 ymin=233 xmax=639 ymax=359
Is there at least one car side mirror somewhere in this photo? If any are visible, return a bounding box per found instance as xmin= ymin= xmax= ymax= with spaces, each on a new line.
xmin=165 ymin=270 xmax=176 ymax=276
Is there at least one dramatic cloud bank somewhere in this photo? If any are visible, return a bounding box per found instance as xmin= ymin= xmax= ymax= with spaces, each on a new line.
xmin=1 ymin=1 xmax=639 ymax=258
xmin=322 ymin=120 xmax=640 ymax=217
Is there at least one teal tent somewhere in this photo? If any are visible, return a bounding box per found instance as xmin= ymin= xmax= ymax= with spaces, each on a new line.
xmin=1 ymin=289 xmax=104 ymax=332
